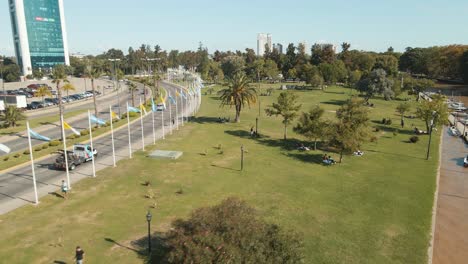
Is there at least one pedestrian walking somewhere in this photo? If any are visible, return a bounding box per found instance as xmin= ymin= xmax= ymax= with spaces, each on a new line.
xmin=75 ymin=246 xmax=85 ymax=264
xmin=61 ymin=180 xmax=68 ymax=199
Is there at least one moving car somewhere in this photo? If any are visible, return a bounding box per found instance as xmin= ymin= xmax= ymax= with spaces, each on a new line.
xmin=464 ymin=155 xmax=468 ymax=168
xmin=55 ymin=151 xmax=86 ymax=171
xmin=73 ymin=144 xmax=98 ymax=162
xmin=156 ymin=103 xmax=166 ymax=111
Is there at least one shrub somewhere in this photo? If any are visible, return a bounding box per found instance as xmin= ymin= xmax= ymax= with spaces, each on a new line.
xmin=42 ymin=144 xmax=49 ymax=150
xmin=80 ymin=129 xmax=89 ymax=136
xmin=164 ymin=197 xmax=304 ymax=263
xmin=49 ymin=140 xmax=61 ymax=147
xmin=410 ymin=136 xmax=419 ymax=143
xmin=381 ymin=118 xmax=386 ymax=124
xmin=66 ymin=134 xmax=76 ymax=140
xmin=385 ymin=118 xmax=392 ymax=125
xmin=14 ymin=153 xmax=21 ymax=158
xmin=128 ymin=112 xmax=138 ymax=118
xmin=23 ymin=150 xmax=30 ymax=155
xmin=91 ymin=127 xmax=98 ymax=132
xmin=34 ymin=146 xmax=42 ymax=152
xmin=374 ymin=127 xmax=380 ymax=132
xmin=3 ymin=156 xmax=10 ymax=161
xmin=120 ymin=114 xmax=127 ymax=119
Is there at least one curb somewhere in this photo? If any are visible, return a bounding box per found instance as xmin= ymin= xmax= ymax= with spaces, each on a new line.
xmin=427 ymin=128 xmax=444 ymax=264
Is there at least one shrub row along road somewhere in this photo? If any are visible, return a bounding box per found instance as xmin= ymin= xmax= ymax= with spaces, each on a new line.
xmin=0 ymin=81 xmax=196 ymax=214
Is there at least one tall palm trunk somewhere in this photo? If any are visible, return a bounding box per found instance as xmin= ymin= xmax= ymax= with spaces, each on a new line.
xmin=235 ymin=104 xmax=241 ymax=123
xmin=132 ymin=90 xmax=135 ymax=107
xmin=143 ymin=83 xmax=147 ymax=105
xmin=91 ymin=78 xmax=98 ymax=117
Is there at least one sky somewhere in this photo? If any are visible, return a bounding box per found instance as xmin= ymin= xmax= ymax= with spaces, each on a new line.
xmin=1 ymin=0 xmax=468 ymax=56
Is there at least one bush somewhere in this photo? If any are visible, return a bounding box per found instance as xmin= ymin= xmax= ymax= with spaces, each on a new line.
xmin=381 ymin=118 xmax=386 ymax=124
xmin=386 ymin=118 xmax=392 ymax=125
xmin=91 ymin=127 xmax=98 ymax=132
xmin=14 ymin=153 xmax=21 ymax=158
xmin=410 ymin=136 xmax=419 ymax=143
xmin=49 ymin=140 xmax=60 ymax=147
xmin=66 ymin=134 xmax=76 ymax=140
xmin=164 ymin=197 xmax=303 ymax=263
xmin=128 ymin=111 xmax=138 ymax=118
xmin=3 ymin=156 xmax=10 ymax=161
xmin=80 ymin=129 xmax=89 ymax=136
xmin=23 ymin=150 xmax=30 ymax=155
xmin=34 ymin=146 xmax=42 ymax=152
xmin=42 ymin=144 xmax=49 ymax=150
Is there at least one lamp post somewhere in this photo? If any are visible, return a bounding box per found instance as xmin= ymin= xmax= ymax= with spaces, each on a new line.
xmin=146 ymin=211 xmax=152 ymax=254
xmin=108 ymin=59 xmax=121 ymax=116
xmin=0 ymin=57 xmax=5 ymax=103
xmin=426 ymin=111 xmax=438 ymax=160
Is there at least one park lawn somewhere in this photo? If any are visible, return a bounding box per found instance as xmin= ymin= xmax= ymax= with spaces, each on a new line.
xmin=0 ymin=109 xmax=86 ymax=136
xmin=0 ymin=85 xmax=439 ymax=263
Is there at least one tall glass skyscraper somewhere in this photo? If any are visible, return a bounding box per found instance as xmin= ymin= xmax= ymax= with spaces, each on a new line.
xmin=8 ymin=0 xmax=69 ymax=76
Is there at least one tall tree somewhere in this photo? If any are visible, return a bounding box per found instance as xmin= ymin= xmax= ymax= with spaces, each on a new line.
xmin=51 ymin=64 xmax=69 ymax=139
xmin=416 ymin=94 xmax=448 ymax=133
xmin=328 ymin=98 xmax=371 ymax=163
xmin=294 ymin=106 xmax=325 ymax=150
xmin=0 ymin=106 xmax=25 ymax=128
xmin=396 ymin=102 xmax=411 ymax=127
xmin=35 ymin=85 xmax=52 ymax=105
xmin=218 ymin=72 xmax=257 ymax=122
xmin=89 ymin=68 xmax=102 ymax=116
xmin=460 ymin=50 xmax=468 ymax=84
xmin=357 ymin=69 xmax=394 ymax=101
xmin=128 ymin=82 xmax=138 ymax=107
xmin=61 ymin=83 xmax=76 ymax=100
xmin=265 ymin=92 xmax=302 ymax=140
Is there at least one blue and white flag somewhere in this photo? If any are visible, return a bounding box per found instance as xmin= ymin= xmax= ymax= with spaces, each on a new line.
xmin=90 ymin=115 xmax=106 ymax=125
xmin=151 ymin=98 xmax=157 ymax=112
xmin=0 ymin=143 xmax=11 ymax=154
xmin=29 ymin=129 xmax=51 ymax=141
xmin=128 ymin=106 xmax=141 ymax=113
xmin=180 ymin=90 xmax=187 ymax=99
xmin=168 ymin=94 xmax=176 ymax=105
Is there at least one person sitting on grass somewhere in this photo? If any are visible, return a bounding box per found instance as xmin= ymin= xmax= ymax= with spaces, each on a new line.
xmin=328 ymin=156 xmax=336 ymax=164
xmin=353 ymin=150 xmax=364 ymax=156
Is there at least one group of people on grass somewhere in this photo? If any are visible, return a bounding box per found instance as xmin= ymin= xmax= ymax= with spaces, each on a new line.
xmin=217 ymin=117 xmax=230 ymax=123
xmin=322 ymin=154 xmax=336 ymax=165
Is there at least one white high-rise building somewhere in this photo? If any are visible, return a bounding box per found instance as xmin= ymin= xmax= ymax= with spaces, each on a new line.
xmin=8 ymin=0 xmax=70 ymax=76
xmin=257 ymin=33 xmax=272 ymax=56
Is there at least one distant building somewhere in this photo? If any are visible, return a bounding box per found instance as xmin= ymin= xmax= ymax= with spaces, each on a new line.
xmin=8 ymin=0 xmax=70 ymax=76
xmin=70 ymin=53 xmax=87 ymax=60
xmin=273 ymin=43 xmax=283 ymax=54
xmin=257 ymin=33 xmax=272 ymax=56
xmin=299 ymin=41 xmax=309 ymax=55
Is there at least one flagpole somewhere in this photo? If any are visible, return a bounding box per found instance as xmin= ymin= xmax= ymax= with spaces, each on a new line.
xmin=26 ymin=121 xmax=39 ymax=205
xmin=175 ymin=95 xmax=179 ymax=130
xmin=60 ymin=115 xmax=71 ymax=189
xmin=88 ymin=110 xmax=96 ymax=177
xmin=127 ymin=102 xmax=132 ymax=158
xmin=181 ymin=90 xmax=185 ymax=126
xmin=152 ymin=100 xmax=156 ymax=144
xmin=109 ymin=105 xmax=116 ymax=167
xmin=162 ymin=101 xmax=165 ymax=139
xmin=139 ymin=97 xmax=145 ymax=151
xmin=169 ymin=94 xmax=173 ymax=135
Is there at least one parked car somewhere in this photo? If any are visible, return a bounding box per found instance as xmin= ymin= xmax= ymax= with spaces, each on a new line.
xmin=449 ymin=126 xmax=459 ymax=136
xmin=16 ymin=92 xmax=33 ymax=98
xmin=28 ymin=101 xmax=45 ymax=109
xmin=44 ymin=98 xmax=57 ymax=105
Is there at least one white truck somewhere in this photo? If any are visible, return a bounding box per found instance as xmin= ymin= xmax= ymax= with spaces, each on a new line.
xmin=0 ymin=95 xmax=27 ymax=110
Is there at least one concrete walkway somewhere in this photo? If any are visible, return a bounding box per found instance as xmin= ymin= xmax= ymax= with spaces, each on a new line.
xmin=432 ymin=127 xmax=468 ymax=264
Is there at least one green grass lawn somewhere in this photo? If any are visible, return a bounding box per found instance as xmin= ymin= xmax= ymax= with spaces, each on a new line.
xmin=0 ymin=85 xmax=439 ymax=263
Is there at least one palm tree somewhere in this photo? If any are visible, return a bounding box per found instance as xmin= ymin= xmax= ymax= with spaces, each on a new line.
xmin=153 ymin=72 xmax=162 ymax=99
xmin=35 ymin=85 xmax=52 ymax=105
xmin=89 ymin=68 xmax=102 ymax=117
xmin=62 ymin=83 xmax=76 ymax=100
xmin=51 ymin=65 xmax=69 ymax=139
xmin=128 ymin=82 xmax=138 ymax=106
xmin=218 ymin=72 xmax=257 ymax=123
xmin=265 ymin=92 xmax=302 ymax=140
xmin=1 ymin=106 xmax=26 ymax=128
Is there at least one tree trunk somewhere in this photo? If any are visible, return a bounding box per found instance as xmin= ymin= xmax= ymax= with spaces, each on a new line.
xmin=91 ymin=78 xmax=98 ymax=117
xmin=57 ymin=82 xmax=63 ymax=141
xmin=339 ymin=149 xmax=344 ymax=163
xmin=132 ymin=90 xmax=135 ymax=107
xmin=235 ymin=104 xmax=241 ymax=123
xmin=143 ymin=83 xmax=147 ymax=105
xmin=314 ymin=138 xmax=317 ymax=150
xmin=284 ymin=124 xmax=287 ymax=140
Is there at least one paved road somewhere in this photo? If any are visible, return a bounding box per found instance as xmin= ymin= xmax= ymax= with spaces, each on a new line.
xmin=0 ymin=81 xmax=150 ymax=156
xmin=0 ymin=81 xmax=198 ymax=214
xmin=432 ymin=127 xmax=468 ymax=264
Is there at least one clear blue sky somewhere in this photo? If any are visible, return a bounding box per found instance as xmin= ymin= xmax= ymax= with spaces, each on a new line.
xmin=1 ymin=0 xmax=467 ymax=56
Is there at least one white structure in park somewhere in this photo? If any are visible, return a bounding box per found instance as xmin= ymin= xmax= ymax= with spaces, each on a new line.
xmin=257 ymin=33 xmax=272 ymax=56
xmin=8 ymin=0 xmax=70 ymax=76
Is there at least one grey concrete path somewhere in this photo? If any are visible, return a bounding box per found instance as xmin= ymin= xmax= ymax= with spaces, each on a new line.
xmin=432 ymin=126 xmax=468 ymax=264
xmin=0 ymin=81 xmax=199 ymax=215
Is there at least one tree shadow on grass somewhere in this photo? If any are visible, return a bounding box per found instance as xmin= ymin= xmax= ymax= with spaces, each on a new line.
xmin=323 ymin=90 xmax=346 ymax=95
xmin=53 ymin=261 xmax=66 ymax=264
xmin=372 ymin=124 xmax=416 ymax=136
xmin=191 ymin=116 xmax=225 ymax=124
xmin=321 ymin=99 xmax=347 ymax=106
xmin=285 ymin=153 xmax=326 ymax=164
xmin=126 ymin=232 xmax=171 ymax=264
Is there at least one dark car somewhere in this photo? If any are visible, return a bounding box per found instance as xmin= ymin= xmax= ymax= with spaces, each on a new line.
xmin=17 ymin=91 xmax=33 ymax=98
xmin=28 ymin=101 xmax=45 ymax=109
xmin=55 ymin=151 xmax=86 ymax=171
xmin=44 ymin=98 xmax=57 ymax=105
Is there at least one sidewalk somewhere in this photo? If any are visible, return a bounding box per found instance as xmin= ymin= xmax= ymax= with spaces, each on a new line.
xmin=432 ymin=127 xmax=468 ymax=264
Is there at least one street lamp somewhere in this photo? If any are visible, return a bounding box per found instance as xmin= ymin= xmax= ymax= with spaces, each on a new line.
xmin=426 ymin=111 xmax=438 ymax=160
xmin=108 ymin=59 xmax=121 ymax=115
xmin=0 ymin=57 xmax=5 ymax=103
xmin=146 ymin=211 xmax=152 ymax=254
